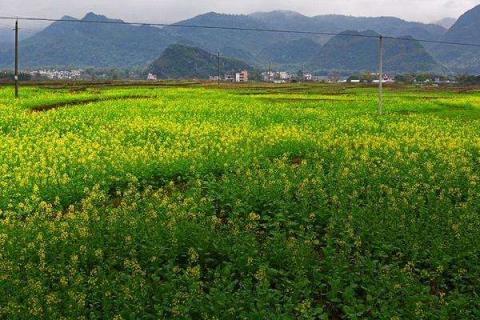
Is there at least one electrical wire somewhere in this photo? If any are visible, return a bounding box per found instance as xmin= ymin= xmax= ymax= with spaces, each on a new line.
xmin=0 ymin=15 xmax=479 ymax=48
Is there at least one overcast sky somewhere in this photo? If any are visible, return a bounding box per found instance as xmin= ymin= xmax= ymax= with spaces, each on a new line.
xmin=2 ymin=0 xmax=480 ymax=26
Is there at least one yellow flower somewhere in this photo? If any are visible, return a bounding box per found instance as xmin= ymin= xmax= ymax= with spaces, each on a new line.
xmin=248 ymin=212 xmax=261 ymax=221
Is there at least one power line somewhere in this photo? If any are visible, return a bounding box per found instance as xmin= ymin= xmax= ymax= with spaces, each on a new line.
xmin=0 ymin=15 xmax=480 ymax=48
xmin=382 ymin=35 xmax=480 ymax=48
xmin=0 ymin=15 xmax=375 ymax=38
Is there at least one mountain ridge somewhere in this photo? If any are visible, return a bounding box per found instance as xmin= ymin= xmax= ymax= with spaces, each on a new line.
xmin=310 ymin=30 xmax=444 ymax=73
xmin=431 ymin=4 xmax=480 ymax=73
xmin=434 ymin=17 xmax=457 ymax=29
xmin=2 ymin=7 xmax=480 ymax=73
xmin=148 ymin=44 xmax=252 ymax=79
xmin=0 ymin=12 xmax=176 ymax=68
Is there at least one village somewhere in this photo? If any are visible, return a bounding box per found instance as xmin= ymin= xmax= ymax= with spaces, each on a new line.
xmin=2 ymin=68 xmax=457 ymax=85
xmin=203 ymin=70 xmax=456 ymax=84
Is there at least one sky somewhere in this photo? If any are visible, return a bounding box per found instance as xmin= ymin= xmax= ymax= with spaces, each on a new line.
xmin=2 ymin=0 xmax=480 ymax=27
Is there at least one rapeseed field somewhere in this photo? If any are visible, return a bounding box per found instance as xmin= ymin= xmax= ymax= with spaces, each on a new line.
xmin=0 ymin=84 xmax=479 ymax=319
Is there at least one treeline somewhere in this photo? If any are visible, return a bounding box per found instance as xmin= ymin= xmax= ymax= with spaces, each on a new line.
xmin=395 ymin=73 xmax=480 ymax=84
xmin=82 ymin=67 xmax=146 ymax=80
xmin=394 ymin=74 xmax=451 ymax=83
xmin=456 ymin=75 xmax=480 ymax=85
xmin=0 ymin=71 xmax=32 ymax=81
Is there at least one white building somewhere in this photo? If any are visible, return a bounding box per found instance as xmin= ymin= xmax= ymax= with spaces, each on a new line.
xmin=147 ymin=73 xmax=157 ymax=80
xmin=262 ymin=71 xmax=292 ymax=82
xmin=30 ymin=69 xmax=83 ymax=80
xmin=278 ymin=72 xmax=291 ymax=80
xmin=303 ymin=73 xmax=313 ymax=81
xmin=371 ymin=73 xmax=395 ymax=84
xmin=262 ymin=71 xmax=275 ymax=82
xmin=235 ymin=70 xmax=248 ymax=82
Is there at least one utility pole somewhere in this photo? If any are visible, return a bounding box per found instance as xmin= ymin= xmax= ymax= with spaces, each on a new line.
xmin=378 ymin=35 xmax=384 ymax=114
xmin=217 ymin=51 xmax=220 ymax=86
xmin=14 ymin=19 xmax=19 ymax=98
xmin=269 ymin=62 xmax=272 ymax=82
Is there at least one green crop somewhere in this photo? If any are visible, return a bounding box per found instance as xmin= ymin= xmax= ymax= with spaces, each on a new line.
xmin=0 ymin=84 xmax=479 ymax=319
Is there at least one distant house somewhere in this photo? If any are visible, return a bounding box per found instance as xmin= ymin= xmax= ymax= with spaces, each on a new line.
xmin=262 ymin=71 xmax=275 ymax=82
xmin=303 ymin=73 xmax=313 ymax=81
xmin=261 ymin=71 xmax=293 ymax=82
xmin=372 ymin=75 xmax=395 ymax=84
xmin=30 ymin=69 xmax=83 ymax=80
xmin=372 ymin=73 xmax=395 ymax=84
xmin=235 ymin=70 xmax=249 ymax=82
xmin=147 ymin=73 xmax=157 ymax=80
xmin=224 ymin=74 xmax=235 ymax=82
xmin=312 ymin=76 xmax=329 ymax=82
xmin=278 ymin=72 xmax=290 ymax=81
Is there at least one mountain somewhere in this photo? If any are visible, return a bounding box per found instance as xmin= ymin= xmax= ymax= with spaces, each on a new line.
xmin=443 ymin=6 xmax=480 ymax=44
xmin=310 ymin=30 xmax=444 ymax=73
xmin=434 ymin=17 xmax=457 ymax=29
xmin=163 ymin=12 xmax=298 ymax=64
xmin=0 ymin=13 xmax=177 ymax=68
xmin=0 ymin=25 xmax=38 ymax=43
xmin=0 ymin=27 xmax=13 ymax=44
xmin=164 ymin=11 xmax=447 ymax=66
xmin=250 ymin=11 xmax=447 ymax=42
xmin=432 ymin=5 xmax=480 ymax=73
xmin=0 ymin=9 xmax=475 ymax=73
xmin=148 ymin=44 xmax=252 ymax=79
xmin=0 ymin=26 xmax=37 ymax=62
xmin=258 ymin=38 xmax=323 ymax=64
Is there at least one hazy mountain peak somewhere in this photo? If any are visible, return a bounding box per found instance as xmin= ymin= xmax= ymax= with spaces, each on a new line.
xmin=463 ymin=4 xmax=480 ymax=16
xmin=198 ymin=11 xmax=221 ymax=17
xmin=197 ymin=11 xmax=244 ymax=18
xmin=443 ymin=4 xmax=480 ymax=43
xmin=250 ymin=10 xmax=306 ymax=18
xmin=273 ymin=10 xmax=305 ymax=16
xmin=82 ymin=12 xmax=123 ymax=23
xmin=434 ymin=17 xmax=456 ymax=29
xmin=60 ymin=15 xmax=78 ymax=21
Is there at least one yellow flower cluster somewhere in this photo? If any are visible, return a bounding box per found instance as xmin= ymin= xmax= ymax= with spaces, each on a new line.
xmin=0 ymin=85 xmax=479 ymax=318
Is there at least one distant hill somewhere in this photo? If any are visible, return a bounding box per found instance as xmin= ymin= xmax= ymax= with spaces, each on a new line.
xmin=4 ymin=7 xmax=480 ymax=73
xmin=434 ymin=17 xmax=457 ymax=29
xmin=443 ymin=6 xmax=480 ymax=44
xmin=148 ymin=44 xmax=251 ymax=79
xmin=0 ymin=13 xmax=177 ymax=68
xmin=0 ymin=26 xmax=38 ymax=43
xmin=0 ymin=27 xmax=14 ymax=44
xmin=0 ymin=27 xmax=36 ymax=65
xmin=432 ymin=5 xmax=480 ymax=73
xmin=310 ymin=30 xmax=444 ymax=73
xmin=258 ymin=38 xmax=322 ymax=64
xmin=163 ymin=12 xmax=299 ymax=64
xmin=168 ymin=11 xmax=447 ymax=63
xmin=250 ymin=11 xmax=446 ymax=42
xmin=163 ymin=11 xmax=447 ymax=68
xmin=0 ymin=40 xmax=12 ymax=53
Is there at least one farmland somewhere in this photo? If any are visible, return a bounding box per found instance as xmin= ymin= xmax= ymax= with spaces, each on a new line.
xmin=0 ymin=83 xmax=480 ymax=319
